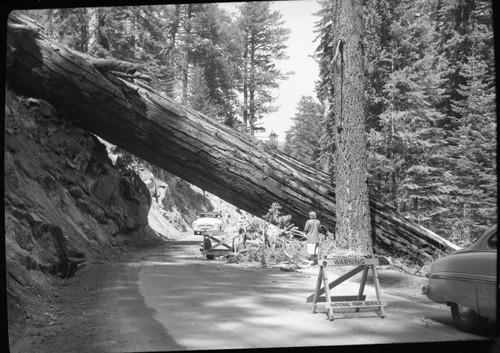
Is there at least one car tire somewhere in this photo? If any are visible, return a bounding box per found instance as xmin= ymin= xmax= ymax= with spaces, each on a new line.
xmin=204 ymin=238 xmax=215 ymax=260
xmin=450 ymin=303 xmax=488 ymax=333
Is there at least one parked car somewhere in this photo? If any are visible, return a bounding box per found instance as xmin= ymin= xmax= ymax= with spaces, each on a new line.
xmin=192 ymin=212 xmax=224 ymax=235
xmin=422 ymin=224 xmax=497 ymax=333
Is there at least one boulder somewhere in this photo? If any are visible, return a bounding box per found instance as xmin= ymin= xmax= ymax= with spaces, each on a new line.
xmin=92 ymin=165 xmax=120 ymax=203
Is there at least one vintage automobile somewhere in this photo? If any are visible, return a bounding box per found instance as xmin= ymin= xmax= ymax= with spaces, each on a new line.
xmin=422 ymin=224 xmax=497 ymax=333
xmin=192 ymin=212 xmax=224 ymax=235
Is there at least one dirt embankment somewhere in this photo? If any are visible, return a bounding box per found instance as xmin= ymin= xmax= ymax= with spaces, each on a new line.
xmin=4 ymin=89 xmax=214 ymax=349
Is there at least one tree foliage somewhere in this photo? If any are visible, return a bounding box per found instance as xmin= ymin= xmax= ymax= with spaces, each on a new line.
xmin=283 ymin=96 xmax=323 ymax=166
xmin=237 ymin=1 xmax=291 ymax=135
xmin=21 ymin=1 xmax=496 ymax=246
xmin=22 ymin=3 xmax=284 ymax=130
xmin=308 ymin=0 xmax=496 ymax=245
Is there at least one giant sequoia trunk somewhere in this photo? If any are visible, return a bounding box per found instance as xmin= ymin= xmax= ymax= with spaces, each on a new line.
xmin=6 ymin=13 xmax=460 ymax=264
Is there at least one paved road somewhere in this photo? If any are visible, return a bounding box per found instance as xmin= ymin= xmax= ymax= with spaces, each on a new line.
xmin=92 ymin=234 xmax=495 ymax=352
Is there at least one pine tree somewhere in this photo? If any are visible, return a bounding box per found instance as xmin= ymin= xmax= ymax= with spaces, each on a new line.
xmin=448 ymin=51 xmax=496 ymax=241
xmin=368 ymin=0 xmax=452 ymax=232
xmin=363 ymin=0 xmax=398 ymax=131
xmin=24 ymin=8 xmax=91 ymax=53
xmin=237 ymin=2 xmax=291 ymax=135
xmin=313 ymin=0 xmax=336 ymax=174
xmin=186 ymin=3 xmax=243 ymax=126
xmin=431 ymin=0 xmax=496 ymax=241
xmin=283 ymin=96 xmax=323 ymax=166
xmin=188 ymin=65 xmax=222 ymax=120
xmin=24 ymin=4 xmax=243 ymax=118
xmin=314 ymin=0 xmax=496 ymax=240
xmin=431 ymin=0 xmax=477 ymax=124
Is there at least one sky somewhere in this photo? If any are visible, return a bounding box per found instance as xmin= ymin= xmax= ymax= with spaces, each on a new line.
xmin=218 ymin=0 xmax=322 ymax=141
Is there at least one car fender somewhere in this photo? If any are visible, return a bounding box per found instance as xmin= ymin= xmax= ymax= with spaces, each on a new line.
xmin=425 ymin=224 xmax=497 ymax=322
xmin=475 ymin=275 xmax=496 ymax=319
xmin=427 ymin=274 xmax=479 ymax=312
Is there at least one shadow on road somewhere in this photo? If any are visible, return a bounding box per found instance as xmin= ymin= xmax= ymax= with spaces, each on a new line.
xmin=133 ymin=240 xmax=495 ymax=351
xmin=168 ymin=240 xmax=202 ymax=246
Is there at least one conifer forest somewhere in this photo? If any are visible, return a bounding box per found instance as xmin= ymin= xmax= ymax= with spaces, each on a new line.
xmin=21 ymin=0 xmax=496 ymax=246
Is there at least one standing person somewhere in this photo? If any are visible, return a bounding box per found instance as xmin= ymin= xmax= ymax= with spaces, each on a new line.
xmin=304 ymin=211 xmax=321 ymax=262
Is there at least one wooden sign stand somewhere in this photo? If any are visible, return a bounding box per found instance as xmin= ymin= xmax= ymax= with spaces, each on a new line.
xmin=306 ymin=256 xmax=387 ymax=321
xmin=200 ymin=231 xmax=239 ymax=259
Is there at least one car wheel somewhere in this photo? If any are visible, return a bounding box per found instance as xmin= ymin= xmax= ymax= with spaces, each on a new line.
xmin=204 ymin=238 xmax=215 ymax=260
xmin=450 ymin=303 xmax=488 ymax=333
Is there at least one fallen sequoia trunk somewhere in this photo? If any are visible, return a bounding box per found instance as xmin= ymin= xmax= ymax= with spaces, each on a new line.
xmin=6 ymin=13 xmax=460 ymax=264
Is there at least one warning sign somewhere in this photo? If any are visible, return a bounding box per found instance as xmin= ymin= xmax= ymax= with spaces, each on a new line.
xmin=308 ymin=256 xmax=386 ymax=320
xmin=323 ymin=257 xmax=379 ymax=267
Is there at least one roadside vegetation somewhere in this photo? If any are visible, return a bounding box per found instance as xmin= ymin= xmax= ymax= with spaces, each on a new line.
xmin=226 ymin=203 xmax=430 ymax=276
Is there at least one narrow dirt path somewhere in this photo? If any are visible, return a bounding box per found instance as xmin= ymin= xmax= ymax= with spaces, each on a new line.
xmin=10 ymin=233 xmax=494 ymax=353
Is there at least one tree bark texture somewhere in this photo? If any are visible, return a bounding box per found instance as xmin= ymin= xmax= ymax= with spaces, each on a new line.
xmin=332 ymin=0 xmax=372 ymax=254
xmin=5 ymin=13 xmax=460 ymax=265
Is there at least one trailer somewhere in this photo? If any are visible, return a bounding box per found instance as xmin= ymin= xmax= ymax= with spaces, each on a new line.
xmin=199 ymin=228 xmax=242 ymax=260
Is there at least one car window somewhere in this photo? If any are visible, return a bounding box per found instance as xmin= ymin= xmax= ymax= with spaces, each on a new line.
xmin=199 ymin=213 xmax=218 ymax=218
xmin=487 ymin=232 xmax=497 ymax=249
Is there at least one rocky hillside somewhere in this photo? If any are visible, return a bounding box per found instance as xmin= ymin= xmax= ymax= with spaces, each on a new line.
xmin=4 ymin=87 xmax=216 ymax=341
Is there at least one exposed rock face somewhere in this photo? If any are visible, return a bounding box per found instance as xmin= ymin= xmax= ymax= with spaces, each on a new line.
xmin=4 ymin=89 xmax=157 ymax=331
xmin=147 ymin=166 xmax=213 ymax=225
xmin=5 ymin=88 xmax=155 ymax=278
xmin=101 ymin=148 xmax=214 ymax=234
xmin=5 ymin=88 xmax=217 ymax=340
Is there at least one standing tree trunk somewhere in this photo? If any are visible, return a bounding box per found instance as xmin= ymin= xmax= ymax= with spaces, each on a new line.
xmin=76 ymin=8 xmax=89 ymax=53
xmin=249 ymin=35 xmax=256 ymax=136
xmin=332 ymin=0 xmax=372 ymax=254
xmin=181 ymin=4 xmax=193 ymax=105
xmin=242 ymin=35 xmax=249 ymax=133
xmin=97 ymin=9 xmax=110 ymax=51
